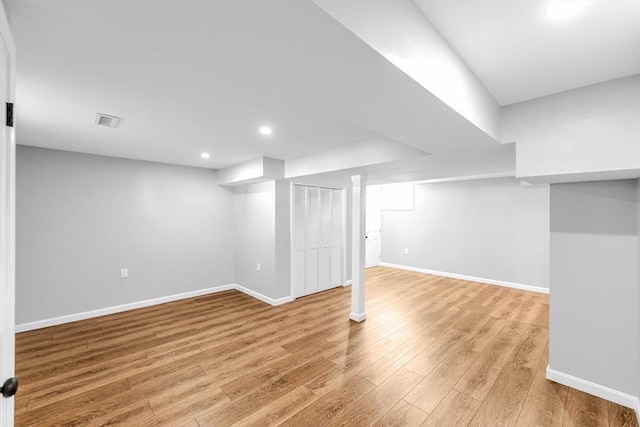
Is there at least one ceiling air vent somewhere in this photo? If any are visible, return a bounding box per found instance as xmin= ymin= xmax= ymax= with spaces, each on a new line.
xmin=94 ymin=113 xmax=121 ymax=128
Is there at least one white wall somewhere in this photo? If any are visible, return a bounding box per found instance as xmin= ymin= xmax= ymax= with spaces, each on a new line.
xmin=234 ymin=181 xmax=276 ymax=297
xmin=503 ymin=75 xmax=640 ymax=184
xmin=234 ymin=180 xmax=290 ymax=300
xmin=380 ymin=177 xmax=550 ymax=289
xmin=16 ymin=146 xmax=236 ymax=325
xmin=549 ymin=180 xmax=639 ymax=399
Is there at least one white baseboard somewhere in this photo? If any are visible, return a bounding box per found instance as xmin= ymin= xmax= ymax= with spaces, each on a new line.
xmin=15 ymin=284 xmax=235 ymax=333
xmin=379 ymin=262 xmax=549 ymax=294
xmin=16 ymin=283 xmax=296 ymax=333
xmin=546 ymin=366 xmax=640 ymax=411
xmin=343 ymin=280 xmax=352 ymax=287
xmin=350 ymin=312 xmax=366 ymax=322
xmin=233 ymin=284 xmax=293 ymax=306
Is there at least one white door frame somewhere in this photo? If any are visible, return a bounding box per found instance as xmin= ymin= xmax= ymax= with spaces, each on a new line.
xmin=0 ymin=1 xmax=17 ymax=424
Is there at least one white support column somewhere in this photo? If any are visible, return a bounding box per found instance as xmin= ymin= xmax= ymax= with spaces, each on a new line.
xmin=350 ymin=174 xmax=367 ymax=322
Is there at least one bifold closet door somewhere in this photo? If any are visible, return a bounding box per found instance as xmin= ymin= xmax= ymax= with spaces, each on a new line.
xmin=318 ymin=188 xmax=332 ymax=290
xmin=305 ymin=187 xmax=320 ymax=294
xmin=293 ymin=185 xmax=344 ymax=298
xmin=293 ymin=185 xmax=306 ymax=298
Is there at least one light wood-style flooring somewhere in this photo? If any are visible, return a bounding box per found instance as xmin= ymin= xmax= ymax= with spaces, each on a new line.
xmin=15 ymin=267 xmax=638 ymax=426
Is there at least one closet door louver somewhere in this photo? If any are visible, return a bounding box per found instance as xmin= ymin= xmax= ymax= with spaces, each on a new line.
xmin=318 ymin=188 xmax=332 ymax=290
xmin=305 ymin=186 xmax=320 ymax=293
xmin=293 ymin=185 xmax=307 ymax=298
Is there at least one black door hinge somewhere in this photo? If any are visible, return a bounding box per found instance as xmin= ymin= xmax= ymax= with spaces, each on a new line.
xmin=6 ymin=102 xmax=13 ymax=127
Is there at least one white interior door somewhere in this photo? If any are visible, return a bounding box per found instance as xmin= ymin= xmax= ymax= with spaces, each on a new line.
xmin=293 ymin=185 xmax=306 ymax=298
xmin=305 ymin=187 xmax=320 ymax=294
xmin=293 ymin=185 xmax=344 ymax=298
xmin=365 ymin=185 xmax=381 ymax=268
xmin=317 ymin=188 xmax=331 ymax=290
xmin=0 ymin=2 xmax=17 ymax=424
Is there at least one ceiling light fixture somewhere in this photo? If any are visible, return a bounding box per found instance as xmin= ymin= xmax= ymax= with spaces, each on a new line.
xmin=545 ymin=1 xmax=589 ymax=20
xmin=201 ymin=152 xmax=210 ymax=159
xmin=259 ymin=126 xmax=273 ymax=136
xmin=94 ymin=113 xmax=120 ymax=128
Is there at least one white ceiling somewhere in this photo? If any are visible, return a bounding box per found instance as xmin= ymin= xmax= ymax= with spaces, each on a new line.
xmin=8 ymin=0 xmax=499 ymax=173
xmin=415 ymin=0 xmax=640 ymax=106
xmin=6 ymin=0 xmax=639 ymax=182
xmin=6 ymin=1 xmax=375 ymax=169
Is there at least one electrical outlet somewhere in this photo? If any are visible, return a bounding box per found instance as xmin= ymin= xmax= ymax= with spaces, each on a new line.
xmin=257 ymin=263 xmax=261 ymax=272
xmin=404 ymin=248 xmax=409 ymax=254
xmin=120 ymin=268 xmax=128 ymax=279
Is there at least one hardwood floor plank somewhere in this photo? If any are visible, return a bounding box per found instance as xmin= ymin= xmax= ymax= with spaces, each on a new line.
xmin=608 ymin=401 xmax=637 ymax=427
xmin=517 ymin=395 xmax=564 ymax=427
xmin=18 ymin=345 xmax=149 ymax=387
xmin=231 ymin=385 xmax=319 ymax=427
xmin=86 ymin=399 xmax=154 ymax=427
xmin=326 ymin=368 xmax=424 ymax=427
xmin=520 ymin=343 xmax=568 ymax=426
xmin=359 ymin=331 xmax=437 ymax=385
xmin=129 ymin=364 xmax=206 ymax=397
xmin=468 ymin=362 xmax=535 ymax=427
xmin=220 ymin=351 xmax=330 ymax=400
xmin=14 ymin=392 xmax=29 ymax=416
xmin=404 ymin=337 xmax=480 ymax=414
xmin=305 ymin=338 xmax=398 ymax=397
xmin=146 ymin=381 xmax=229 ymax=425
xmin=508 ymin=324 xmax=547 ymax=369
xmin=24 ymin=350 xmax=149 ymax=411
xmin=16 ymin=379 xmax=141 ymax=426
xmin=403 ymin=328 xmax=469 ymax=376
xmin=148 ymin=376 xmax=228 ymax=414
xmin=279 ymin=376 xmax=375 ymax=427
xmin=16 ymin=342 xmax=88 ymax=371
xmin=489 ymin=291 xmax=527 ymax=320
xmin=421 ymin=390 xmax=482 ymax=427
xmin=563 ymin=387 xmax=609 ymax=427
xmin=453 ymin=331 xmax=518 ymax=401
xmin=372 ymin=399 xmax=428 ymax=427
xmin=196 ymin=357 xmax=336 ymax=426
xmin=200 ymin=345 xmax=291 ymax=385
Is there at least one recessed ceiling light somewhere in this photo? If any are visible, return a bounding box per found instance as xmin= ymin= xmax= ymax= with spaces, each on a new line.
xmin=94 ymin=113 xmax=120 ymax=128
xmin=545 ymin=1 xmax=589 ymax=20
xmin=201 ymin=152 xmax=210 ymax=159
xmin=259 ymin=126 xmax=273 ymax=136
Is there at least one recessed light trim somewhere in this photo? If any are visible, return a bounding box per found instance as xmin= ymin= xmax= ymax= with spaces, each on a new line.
xmin=545 ymin=1 xmax=589 ymax=20
xmin=259 ymin=126 xmax=273 ymax=136
xmin=201 ymin=152 xmax=211 ymax=159
xmin=94 ymin=113 xmax=120 ymax=128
